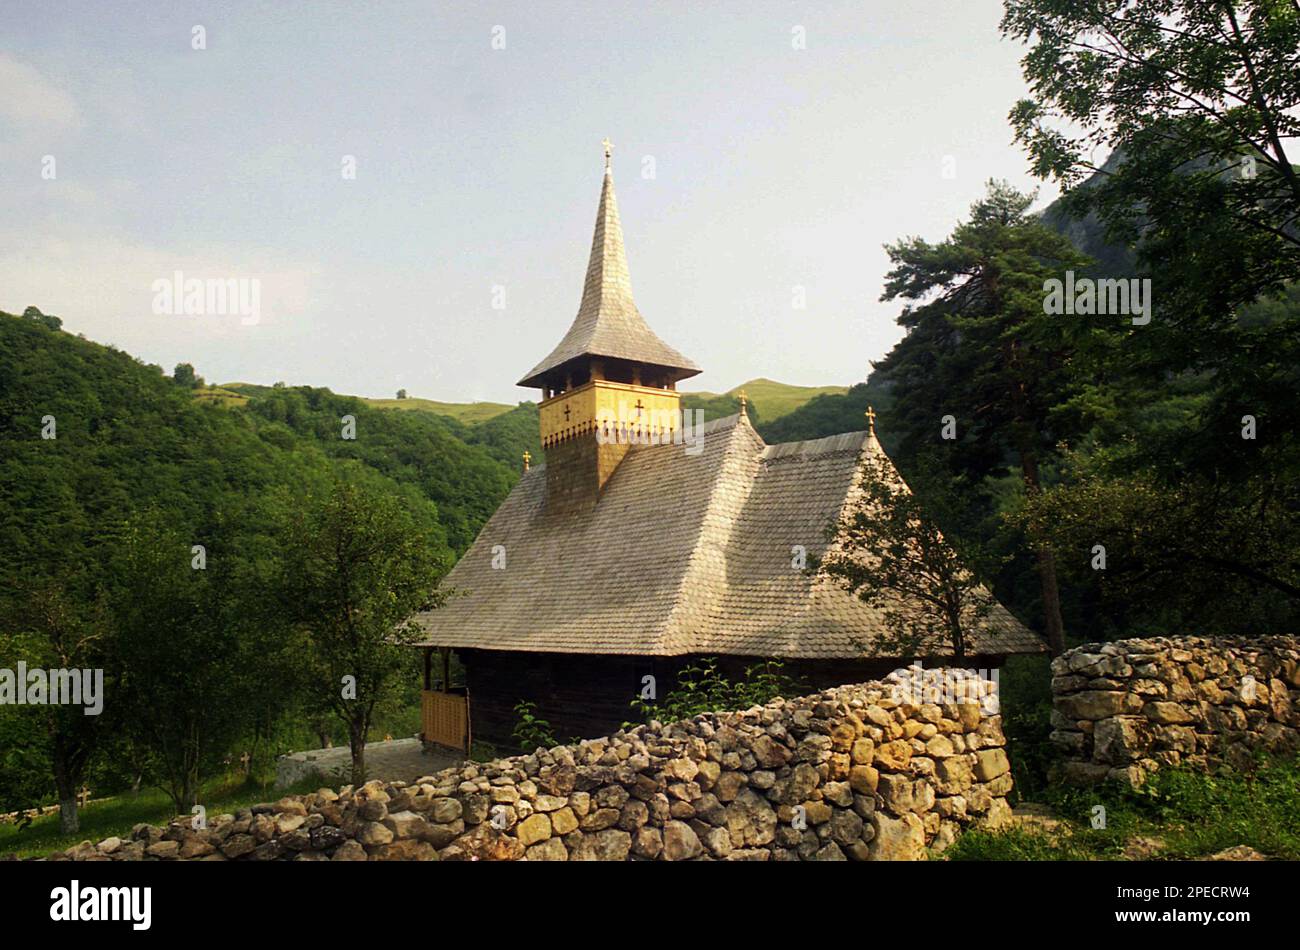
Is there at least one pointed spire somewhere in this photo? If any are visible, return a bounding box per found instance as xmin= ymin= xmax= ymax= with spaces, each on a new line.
xmin=516 ymin=142 xmax=700 ymax=389
xmin=577 ymin=141 xmax=635 ymax=325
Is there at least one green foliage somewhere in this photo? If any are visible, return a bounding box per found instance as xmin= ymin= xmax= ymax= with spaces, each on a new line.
xmin=682 ymin=378 xmax=849 ymax=426
xmin=1000 ymin=1 xmax=1300 ymax=639
xmin=872 ymin=181 xmax=1099 ymax=654
xmin=172 ymin=362 xmax=201 ymax=388
xmin=0 ymin=773 xmax=326 ymax=860
xmin=1003 ymin=0 xmax=1300 ymax=332
xmin=997 ymin=654 xmax=1056 ymax=801
xmin=459 ymin=402 xmax=542 ymax=471
xmin=111 ymin=511 xmax=294 ymax=811
xmin=0 ymin=312 xmax=503 ymax=832
xmin=21 ymin=306 xmax=62 ymax=331
xmin=246 ymin=385 xmax=515 ymax=553
xmin=943 ymin=823 xmax=1087 ymax=861
xmin=468 ymin=740 xmax=500 ymax=763
xmin=680 ymin=391 xmax=759 ymax=428
xmin=277 ymin=477 xmax=447 ymax=785
xmin=758 ymin=379 xmax=890 ymax=445
xmin=948 ymin=755 xmax=1300 ymax=861
xmin=628 ymin=658 xmax=804 ymax=725
xmin=817 ymin=453 xmax=999 ymax=660
xmin=511 ymin=701 xmax=558 ymax=752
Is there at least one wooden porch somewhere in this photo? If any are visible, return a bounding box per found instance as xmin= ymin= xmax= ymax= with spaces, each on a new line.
xmin=420 ymin=646 xmax=469 ymax=754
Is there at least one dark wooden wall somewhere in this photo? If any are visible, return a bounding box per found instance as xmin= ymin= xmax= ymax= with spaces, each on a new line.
xmin=457 ymin=649 xmax=1010 ymax=752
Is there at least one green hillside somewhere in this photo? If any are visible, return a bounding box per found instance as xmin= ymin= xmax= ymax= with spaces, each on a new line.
xmin=222 ymin=383 xmax=515 ymax=426
xmin=218 ymin=376 xmax=843 ymax=437
xmin=193 ymin=384 xmax=249 ymax=408
xmin=685 ymin=377 xmax=849 ymax=424
xmin=0 ymin=313 xmax=529 ymax=566
xmin=0 ymin=307 xmax=545 ymax=823
xmin=361 ymin=397 xmax=514 ymax=424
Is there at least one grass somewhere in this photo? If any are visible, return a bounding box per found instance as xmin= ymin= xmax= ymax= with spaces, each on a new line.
xmin=945 ymin=754 xmax=1300 ymax=861
xmin=215 ymin=382 xmax=518 ymax=425
xmin=361 ymin=397 xmax=515 ymax=424
xmin=192 ymin=385 xmax=250 ymax=408
xmin=685 ymin=377 xmax=850 ymax=423
xmin=0 ymin=773 xmax=326 ymax=860
xmin=212 ymin=377 xmax=848 ymax=428
xmin=1 ymin=700 xmax=425 ymax=860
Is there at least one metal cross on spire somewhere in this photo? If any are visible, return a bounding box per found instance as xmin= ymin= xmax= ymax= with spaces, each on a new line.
xmin=602 ymin=137 xmax=614 ymax=170
xmin=865 ymin=406 xmax=877 ymax=436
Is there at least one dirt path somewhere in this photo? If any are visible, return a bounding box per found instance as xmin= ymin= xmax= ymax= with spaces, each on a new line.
xmin=275 ymin=736 xmax=462 ymax=789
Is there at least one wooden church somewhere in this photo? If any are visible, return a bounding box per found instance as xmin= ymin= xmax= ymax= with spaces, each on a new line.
xmin=413 ymin=143 xmax=1043 ymax=751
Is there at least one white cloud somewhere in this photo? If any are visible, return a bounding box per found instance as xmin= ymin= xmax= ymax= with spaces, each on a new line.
xmin=0 ymin=234 xmax=322 ymax=358
xmin=0 ymin=53 xmax=81 ymax=138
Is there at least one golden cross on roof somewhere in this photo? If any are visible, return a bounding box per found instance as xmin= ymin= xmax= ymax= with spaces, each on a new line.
xmin=865 ymin=405 xmax=877 ymax=435
xmin=522 ymin=450 xmax=532 ymax=472
xmin=738 ymin=389 xmax=748 ymax=415
xmin=602 ymin=137 xmax=614 ymax=168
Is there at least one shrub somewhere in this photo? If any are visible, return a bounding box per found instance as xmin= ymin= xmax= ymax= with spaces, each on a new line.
xmin=628 ymin=657 xmax=804 ymax=725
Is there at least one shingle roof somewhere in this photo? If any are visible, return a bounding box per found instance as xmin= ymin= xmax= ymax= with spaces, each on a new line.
xmin=517 ymin=164 xmax=700 ymax=388
xmin=413 ymin=414 xmax=1043 ymax=659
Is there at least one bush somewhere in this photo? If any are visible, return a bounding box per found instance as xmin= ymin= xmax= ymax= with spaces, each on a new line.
xmin=511 ymin=701 xmax=558 ymax=752
xmin=627 ymin=658 xmax=804 ymax=725
xmin=997 ymin=653 xmax=1057 ymax=802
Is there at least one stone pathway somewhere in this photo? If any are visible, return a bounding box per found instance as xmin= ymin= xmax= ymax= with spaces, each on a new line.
xmin=275 ymin=736 xmax=462 ymax=789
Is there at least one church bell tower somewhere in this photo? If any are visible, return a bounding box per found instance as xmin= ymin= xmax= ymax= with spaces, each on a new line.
xmin=517 ymin=140 xmax=700 ymax=513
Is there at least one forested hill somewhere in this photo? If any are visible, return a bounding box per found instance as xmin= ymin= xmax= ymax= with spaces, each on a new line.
xmin=241 ymin=386 xmax=530 ymax=552
xmin=0 ymin=309 xmax=530 ymax=579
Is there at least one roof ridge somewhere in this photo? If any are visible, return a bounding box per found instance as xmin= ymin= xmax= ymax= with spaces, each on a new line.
xmin=761 ymin=428 xmax=871 ymax=460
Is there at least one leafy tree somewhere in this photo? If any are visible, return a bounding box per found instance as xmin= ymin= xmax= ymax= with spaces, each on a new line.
xmin=0 ymin=574 xmax=114 ymax=833
xmin=1004 ymin=0 xmax=1299 ymax=269
xmin=0 ymin=311 xmax=529 ymax=828
xmin=396 ymin=389 xmax=408 ymax=399
xmin=1003 ymin=0 xmax=1300 ymax=476
xmin=817 ymin=454 xmax=1000 ymax=660
xmin=875 ymin=181 xmax=1094 ymax=654
xmin=247 ymin=386 xmax=505 ymax=554
xmin=278 ymin=477 xmax=446 ymax=784
xmin=22 ymin=306 xmax=61 ymax=331
xmin=1002 ymin=1 xmax=1300 ymax=640
xmin=112 ymin=513 xmax=294 ymax=811
xmin=172 ymin=362 xmax=202 ymax=388
xmin=1018 ymin=454 xmax=1300 ymax=633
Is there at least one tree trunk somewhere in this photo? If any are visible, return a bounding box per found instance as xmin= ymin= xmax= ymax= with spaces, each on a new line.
xmin=1020 ymin=449 xmax=1067 ymax=655
xmin=349 ymin=721 xmax=366 ymax=786
xmin=57 ymin=792 xmax=79 ymax=835
xmin=51 ymin=738 xmax=81 ymax=835
xmin=1034 ymin=545 xmax=1066 ymax=656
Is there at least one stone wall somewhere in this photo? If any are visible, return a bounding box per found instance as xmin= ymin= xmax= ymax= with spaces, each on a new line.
xmin=1050 ymin=635 xmax=1300 ymax=786
xmin=44 ymin=666 xmax=1012 ymax=862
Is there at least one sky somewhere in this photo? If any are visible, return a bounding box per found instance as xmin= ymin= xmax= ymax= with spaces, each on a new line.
xmin=0 ymin=0 xmax=1060 ymax=404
